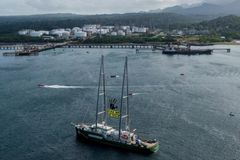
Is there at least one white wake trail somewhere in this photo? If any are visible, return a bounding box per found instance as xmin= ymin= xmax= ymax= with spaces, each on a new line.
xmin=39 ymin=85 xmax=95 ymax=89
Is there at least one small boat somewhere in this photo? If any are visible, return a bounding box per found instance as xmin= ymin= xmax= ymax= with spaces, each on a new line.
xmin=38 ymin=84 xmax=45 ymax=87
xmin=110 ymin=75 xmax=120 ymax=78
xmin=74 ymin=56 xmax=159 ymax=154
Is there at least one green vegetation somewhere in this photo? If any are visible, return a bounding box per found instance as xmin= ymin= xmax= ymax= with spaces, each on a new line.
xmin=198 ymin=35 xmax=230 ymax=43
xmin=177 ymin=35 xmax=231 ymax=43
xmin=0 ymin=34 xmax=44 ymax=43
xmin=0 ymin=33 xmax=67 ymax=43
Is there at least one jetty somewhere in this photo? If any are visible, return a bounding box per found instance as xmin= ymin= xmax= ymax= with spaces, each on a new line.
xmin=1 ymin=42 xmax=231 ymax=56
xmin=2 ymin=42 xmax=68 ymax=56
xmin=63 ymin=44 xmax=230 ymax=53
xmin=211 ymin=48 xmax=231 ymax=53
xmin=63 ymin=43 xmax=155 ymax=49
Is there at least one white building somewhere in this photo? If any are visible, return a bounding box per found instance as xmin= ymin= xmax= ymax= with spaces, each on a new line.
xmin=132 ymin=26 xmax=148 ymax=33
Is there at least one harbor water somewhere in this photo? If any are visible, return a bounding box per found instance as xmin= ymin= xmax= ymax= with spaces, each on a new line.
xmin=0 ymin=46 xmax=240 ymax=160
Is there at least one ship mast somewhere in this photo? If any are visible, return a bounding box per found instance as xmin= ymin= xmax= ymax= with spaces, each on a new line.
xmin=119 ymin=56 xmax=130 ymax=140
xmin=95 ymin=55 xmax=107 ymax=131
xmin=126 ymin=57 xmax=130 ymax=132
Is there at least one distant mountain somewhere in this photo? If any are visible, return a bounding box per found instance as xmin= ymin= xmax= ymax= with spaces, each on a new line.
xmin=150 ymin=0 xmax=240 ymax=15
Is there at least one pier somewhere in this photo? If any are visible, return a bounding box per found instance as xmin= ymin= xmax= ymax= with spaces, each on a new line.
xmin=211 ymin=48 xmax=231 ymax=53
xmin=1 ymin=43 xmax=68 ymax=56
xmin=63 ymin=44 xmax=230 ymax=53
xmin=63 ymin=44 xmax=155 ymax=49
xmin=0 ymin=45 xmax=25 ymax=50
xmin=0 ymin=43 xmax=231 ymax=56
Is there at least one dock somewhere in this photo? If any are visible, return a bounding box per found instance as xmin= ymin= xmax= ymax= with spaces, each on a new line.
xmin=1 ymin=43 xmax=231 ymax=56
xmin=211 ymin=48 xmax=231 ymax=53
xmin=63 ymin=44 xmax=155 ymax=49
xmin=1 ymin=43 xmax=68 ymax=56
xmin=63 ymin=44 xmax=230 ymax=53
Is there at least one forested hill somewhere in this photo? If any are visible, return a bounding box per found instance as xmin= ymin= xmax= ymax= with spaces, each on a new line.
xmin=1 ymin=13 xmax=239 ymax=39
xmin=193 ymin=15 xmax=240 ymax=38
xmin=0 ymin=13 xmax=211 ymax=34
xmin=199 ymin=15 xmax=240 ymax=30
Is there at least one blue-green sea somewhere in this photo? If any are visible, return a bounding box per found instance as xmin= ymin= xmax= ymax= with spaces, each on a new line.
xmin=0 ymin=46 xmax=240 ymax=160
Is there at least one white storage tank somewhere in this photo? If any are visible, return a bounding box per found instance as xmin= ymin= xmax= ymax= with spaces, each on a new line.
xmin=72 ymin=27 xmax=81 ymax=33
xmin=74 ymin=31 xmax=87 ymax=38
xmin=18 ymin=30 xmax=29 ymax=36
xmin=39 ymin=31 xmax=49 ymax=35
xmin=138 ymin=27 xmax=148 ymax=33
xmin=111 ymin=32 xmax=117 ymax=36
xmin=30 ymin=31 xmax=43 ymax=37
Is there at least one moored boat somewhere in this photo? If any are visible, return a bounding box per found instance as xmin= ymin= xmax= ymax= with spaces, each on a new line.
xmin=162 ymin=48 xmax=212 ymax=55
xmin=162 ymin=43 xmax=212 ymax=55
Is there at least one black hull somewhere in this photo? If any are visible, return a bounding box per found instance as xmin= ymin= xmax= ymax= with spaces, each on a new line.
xmin=75 ymin=128 xmax=158 ymax=154
xmin=162 ymin=49 xmax=212 ymax=55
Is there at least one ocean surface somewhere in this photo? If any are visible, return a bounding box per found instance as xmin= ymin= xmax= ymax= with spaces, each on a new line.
xmin=0 ymin=46 xmax=240 ymax=160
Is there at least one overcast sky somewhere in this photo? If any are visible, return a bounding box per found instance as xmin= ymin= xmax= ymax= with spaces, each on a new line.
xmin=0 ymin=0 xmax=235 ymax=16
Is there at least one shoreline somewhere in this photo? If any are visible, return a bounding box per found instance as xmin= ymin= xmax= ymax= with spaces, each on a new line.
xmin=0 ymin=41 xmax=240 ymax=46
xmin=213 ymin=41 xmax=240 ymax=45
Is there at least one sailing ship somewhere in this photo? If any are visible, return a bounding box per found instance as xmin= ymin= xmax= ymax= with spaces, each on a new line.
xmin=74 ymin=56 xmax=159 ymax=154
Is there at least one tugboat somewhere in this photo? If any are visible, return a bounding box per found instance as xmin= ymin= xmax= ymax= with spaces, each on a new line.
xmin=74 ymin=56 xmax=159 ymax=154
xmin=162 ymin=44 xmax=212 ymax=55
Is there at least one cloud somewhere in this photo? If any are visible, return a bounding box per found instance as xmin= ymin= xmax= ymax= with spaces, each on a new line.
xmin=25 ymin=0 xmax=164 ymax=13
xmin=0 ymin=0 xmax=237 ymax=15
